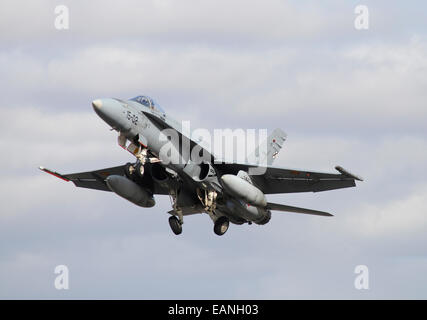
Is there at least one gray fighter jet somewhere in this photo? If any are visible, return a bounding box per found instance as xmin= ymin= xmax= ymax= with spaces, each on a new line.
xmin=40 ymin=95 xmax=363 ymax=236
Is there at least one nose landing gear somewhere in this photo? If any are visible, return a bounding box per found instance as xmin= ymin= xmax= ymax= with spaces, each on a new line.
xmin=124 ymin=161 xmax=145 ymax=179
xmin=135 ymin=162 xmax=145 ymax=178
xmin=124 ymin=162 xmax=136 ymax=179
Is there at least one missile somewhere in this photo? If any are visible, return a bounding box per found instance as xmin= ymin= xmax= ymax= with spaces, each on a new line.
xmin=335 ymin=166 xmax=364 ymax=181
xmin=106 ymin=175 xmax=155 ymax=207
xmin=221 ymin=174 xmax=267 ymax=207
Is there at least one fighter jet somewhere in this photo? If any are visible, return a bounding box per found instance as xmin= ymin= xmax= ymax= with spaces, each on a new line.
xmin=40 ymin=95 xmax=363 ymax=236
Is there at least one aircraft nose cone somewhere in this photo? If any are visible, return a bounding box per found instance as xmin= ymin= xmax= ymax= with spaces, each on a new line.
xmin=91 ymin=98 xmax=131 ymax=132
xmin=92 ymin=99 xmax=103 ymax=110
xmin=92 ymin=98 xmax=111 ymax=123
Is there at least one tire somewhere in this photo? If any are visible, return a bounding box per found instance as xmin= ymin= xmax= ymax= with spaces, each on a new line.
xmin=214 ymin=216 xmax=229 ymax=236
xmin=124 ymin=162 xmax=135 ymax=180
xmin=135 ymin=162 xmax=145 ymax=179
xmin=168 ymin=216 xmax=182 ymax=235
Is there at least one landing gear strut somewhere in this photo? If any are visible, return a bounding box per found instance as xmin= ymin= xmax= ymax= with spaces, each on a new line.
xmin=168 ymin=216 xmax=182 ymax=235
xmin=196 ymin=188 xmax=217 ymax=213
xmin=120 ymin=132 xmax=160 ymax=180
xmin=214 ymin=216 xmax=229 ymax=236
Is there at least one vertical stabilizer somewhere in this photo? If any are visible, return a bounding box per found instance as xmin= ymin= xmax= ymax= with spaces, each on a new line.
xmin=249 ymin=128 xmax=286 ymax=166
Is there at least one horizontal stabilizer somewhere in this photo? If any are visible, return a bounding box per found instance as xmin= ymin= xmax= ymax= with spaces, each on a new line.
xmin=266 ymin=202 xmax=333 ymax=217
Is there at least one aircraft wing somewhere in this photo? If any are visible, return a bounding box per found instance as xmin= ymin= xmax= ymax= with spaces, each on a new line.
xmin=39 ymin=165 xmax=169 ymax=194
xmin=215 ymin=163 xmax=362 ymax=194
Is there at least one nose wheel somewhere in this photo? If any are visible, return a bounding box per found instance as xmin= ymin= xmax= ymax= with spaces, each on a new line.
xmin=168 ymin=216 xmax=183 ymax=235
xmin=124 ymin=162 xmax=136 ymax=179
xmin=135 ymin=162 xmax=145 ymax=178
xmin=124 ymin=162 xmax=145 ymax=181
xmin=214 ymin=216 xmax=229 ymax=236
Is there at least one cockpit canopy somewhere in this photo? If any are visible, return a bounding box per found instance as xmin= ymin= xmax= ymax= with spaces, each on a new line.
xmin=130 ymin=95 xmax=165 ymax=114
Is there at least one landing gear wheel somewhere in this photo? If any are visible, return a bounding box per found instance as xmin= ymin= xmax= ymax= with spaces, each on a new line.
xmin=124 ymin=162 xmax=136 ymax=180
xmin=214 ymin=216 xmax=229 ymax=236
xmin=168 ymin=216 xmax=182 ymax=235
xmin=135 ymin=162 xmax=145 ymax=179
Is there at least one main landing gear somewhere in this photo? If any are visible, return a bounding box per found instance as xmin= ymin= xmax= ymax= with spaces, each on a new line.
xmin=196 ymin=188 xmax=230 ymax=236
xmin=168 ymin=215 xmax=229 ymax=236
xmin=168 ymin=216 xmax=183 ymax=235
xmin=214 ymin=216 xmax=230 ymax=236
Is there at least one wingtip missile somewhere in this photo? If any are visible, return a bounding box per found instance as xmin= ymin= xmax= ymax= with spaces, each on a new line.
xmin=335 ymin=166 xmax=364 ymax=181
xmin=39 ymin=166 xmax=70 ymax=182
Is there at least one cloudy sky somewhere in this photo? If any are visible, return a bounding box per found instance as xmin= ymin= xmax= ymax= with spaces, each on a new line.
xmin=1 ymin=0 xmax=427 ymax=299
